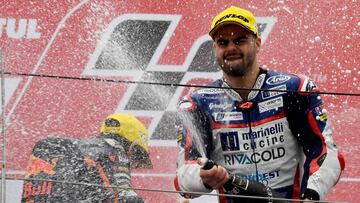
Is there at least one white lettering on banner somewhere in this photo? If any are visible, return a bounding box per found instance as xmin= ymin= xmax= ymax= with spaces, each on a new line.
xmin=0 ymin=18 xmax=41 ymax=39
xmin=312 ymin=74 xmax=327 ymax=83
xmin=258 ymin=97 xmax=283 ymax=113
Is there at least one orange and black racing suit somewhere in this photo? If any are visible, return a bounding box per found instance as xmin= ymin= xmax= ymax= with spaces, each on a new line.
xmin=21 ymin=136 xmax=143 ymax=203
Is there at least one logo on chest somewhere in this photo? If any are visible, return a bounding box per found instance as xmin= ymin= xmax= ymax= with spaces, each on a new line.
xmin=213 ymin=112 xmax=244 ymax=122
xmin=262 ymin=85 xmax=286 ymax=99
xmin=258 ymin=97 xmax=283 ymax=113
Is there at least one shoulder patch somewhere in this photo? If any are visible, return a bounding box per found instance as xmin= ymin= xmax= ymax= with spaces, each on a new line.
xmin=266 ymin=75 xmax=291 ymax=85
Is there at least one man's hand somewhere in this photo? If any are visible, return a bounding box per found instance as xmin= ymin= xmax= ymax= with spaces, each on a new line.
xmin=118 ymin=190 xmax=144 ymax=203
xmin=199 ymin=164 xmax=229 ymax=189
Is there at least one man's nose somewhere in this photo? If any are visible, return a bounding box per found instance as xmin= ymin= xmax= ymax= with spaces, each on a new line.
xmin=226 ymin=40 xmax=238 ymax=50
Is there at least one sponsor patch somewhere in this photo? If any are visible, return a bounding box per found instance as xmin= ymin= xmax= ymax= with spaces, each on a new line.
xmin=258 ymin=97 xmax=283 ymax=113
xmin=214 ymin=112 xmax=243 ymax=121
xmin=197 ymin=88 xmax=224 ymax=94
xmin=209 ymin=102 xmax=233 ymax=110
xmin=262 ymin=85 xmax=286 ymax=99
xmin=266 ymin=75 xmax=291 ymax=85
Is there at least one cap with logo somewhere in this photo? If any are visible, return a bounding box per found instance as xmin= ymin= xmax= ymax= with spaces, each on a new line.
xmin=100 ymin=113 xmax=149 ymax=151
xmin=209 ymin=6 xmax=258 ymax=38
xmin=100 ymin=113 xmax=152 ymax=168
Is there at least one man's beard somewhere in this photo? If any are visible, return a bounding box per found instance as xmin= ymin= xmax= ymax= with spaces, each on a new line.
xmin=218 ymin=49 xmax=256 ymax=77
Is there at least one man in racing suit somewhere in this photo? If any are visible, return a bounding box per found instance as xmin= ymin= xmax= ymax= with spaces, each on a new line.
xmin=22 ymin=113 xmax=152 ymax=203
xmin=174 ymin=6 xmax=345 ymax=203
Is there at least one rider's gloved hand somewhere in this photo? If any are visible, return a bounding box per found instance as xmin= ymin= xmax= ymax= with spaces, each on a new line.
xmin=118 ymin=189 xmax=144 ymax=203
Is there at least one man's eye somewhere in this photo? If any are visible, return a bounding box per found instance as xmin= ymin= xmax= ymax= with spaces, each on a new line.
xmin=233 ymin=37 xmax=248 ymax=45
xmin=217 ymin=39 xmax=229 ymax=46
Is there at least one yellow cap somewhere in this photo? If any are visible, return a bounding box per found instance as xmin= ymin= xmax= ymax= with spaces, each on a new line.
xmin=209 ymin=6 xmax=258 ymax=38
xmin=100 ymin=113 xmax=149 ymax=152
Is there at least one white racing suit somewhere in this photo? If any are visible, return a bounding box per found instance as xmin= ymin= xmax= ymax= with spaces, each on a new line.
xmin=174 ymin=68 xmax=345 ymax=202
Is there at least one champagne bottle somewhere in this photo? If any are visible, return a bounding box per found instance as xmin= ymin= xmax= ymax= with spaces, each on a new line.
xmin=200 ymin=158 xmax=284 ymax=203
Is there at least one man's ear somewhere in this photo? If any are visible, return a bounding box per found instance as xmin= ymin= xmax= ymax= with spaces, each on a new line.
xmin=255 ymin=37 xmax=261 ymax=52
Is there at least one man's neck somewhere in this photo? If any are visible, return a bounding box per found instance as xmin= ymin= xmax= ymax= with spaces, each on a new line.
xmin=223 ymin=67 xmax=260 ymax=100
